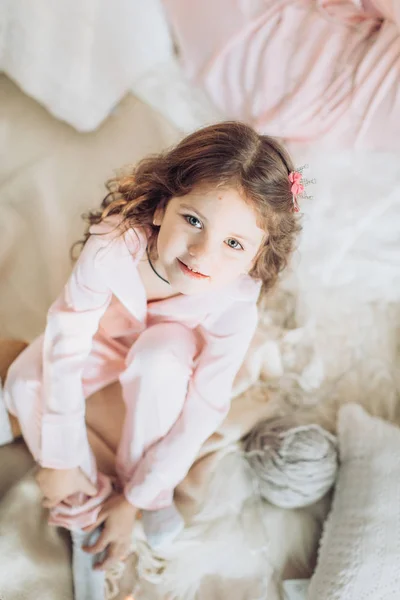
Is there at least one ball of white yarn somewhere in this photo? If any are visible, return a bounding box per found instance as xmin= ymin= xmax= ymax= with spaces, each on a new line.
xmin=243 ymin=416 xmax=338 ymax=508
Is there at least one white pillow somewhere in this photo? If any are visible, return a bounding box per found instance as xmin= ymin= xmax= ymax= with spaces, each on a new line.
xmin=308 ymin=403 xmax=400 ymax=599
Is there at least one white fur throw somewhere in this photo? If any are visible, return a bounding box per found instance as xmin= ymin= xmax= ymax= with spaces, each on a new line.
xmin=308 ymin=404 xmax=400 ymax=598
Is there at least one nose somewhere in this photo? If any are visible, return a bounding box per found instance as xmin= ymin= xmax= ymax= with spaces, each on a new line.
xmin=187 ymin=233 xmax=210 ymax=260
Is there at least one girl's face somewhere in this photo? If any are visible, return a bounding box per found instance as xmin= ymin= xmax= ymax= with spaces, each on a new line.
xmin=154 ymin=185 xmax=265 ymax=295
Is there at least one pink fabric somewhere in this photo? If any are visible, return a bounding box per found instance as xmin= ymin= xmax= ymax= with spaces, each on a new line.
xmin=3 ymin=217 xmax=260 ymax=524
xmin=163 ymin=0 xmax=400 ymax=150
xmin=47 ymin=473 xmax=113 ymax=530
xmin=365 ymin=0 xmax=399 ymax=21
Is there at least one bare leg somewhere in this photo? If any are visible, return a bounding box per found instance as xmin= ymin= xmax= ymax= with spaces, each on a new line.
xmin=84 ymin=382 xmax=126 ymax=477
xmin=85 ymin=428 xmax=117 ymax=478
xmin=84 ymin=381 xmax=126 ymax=456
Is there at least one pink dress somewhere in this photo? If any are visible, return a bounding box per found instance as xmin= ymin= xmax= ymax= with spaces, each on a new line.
xmin=163 ymin=0 xmax=400 ymax=150
xmin=4 ymin=217 xmax=260 ymax=526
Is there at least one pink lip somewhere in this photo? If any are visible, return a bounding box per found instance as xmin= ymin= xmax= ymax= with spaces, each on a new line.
xmin=177 ymin=259 xmax=209 ymax=280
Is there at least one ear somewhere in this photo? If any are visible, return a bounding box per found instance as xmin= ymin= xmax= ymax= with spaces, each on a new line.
xmin=153 ymin=203 xmax=166 ymax=226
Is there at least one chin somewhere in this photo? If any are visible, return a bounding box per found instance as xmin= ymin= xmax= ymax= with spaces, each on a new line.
xmin=168 ymin=273 xmax=211 ymax=295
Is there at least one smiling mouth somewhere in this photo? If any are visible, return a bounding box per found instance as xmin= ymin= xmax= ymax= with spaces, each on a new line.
xmin=177 ymin=259 xmax=209 ymax=279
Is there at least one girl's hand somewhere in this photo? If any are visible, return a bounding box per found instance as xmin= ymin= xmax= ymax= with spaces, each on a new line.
xmin=36 ymin=466 xmax=97 ymax=508
xmin=82 ymin=493 xmax=138 ymax=570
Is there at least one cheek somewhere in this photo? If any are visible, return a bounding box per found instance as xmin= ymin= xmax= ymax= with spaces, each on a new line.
xmin=246 ymin=253 xmax=258 ymax=272
xmin=218 ymin=253 xmax=252 ymax=278
xmin=158 ymin=220 xmax=186 ymax=255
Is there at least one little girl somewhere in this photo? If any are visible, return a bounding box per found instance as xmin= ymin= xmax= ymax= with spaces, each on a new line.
xmin=0 ymin=121 xmax=301 ymax=570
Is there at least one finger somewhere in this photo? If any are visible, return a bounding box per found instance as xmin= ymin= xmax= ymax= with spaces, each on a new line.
xmin=119 ymin=549 xmax=131 ymax=562
xmin=96 ymin=494 xmax=117 ymax=512
xmin=35 ymin=477 xmax=46 ymax=493
xmin=36 ymin=482 xmax=50 ymax=497
xmin=82 ymin=496 xmax=114 ymax=531
xmin=82 ymin=496 xmax=114 ymax=534
xmin=94 ymin=555 xmax=116 ymax=571
xmin=82 ymin=513 xmax=107 ymax=534
xmin=42 ymin=497 xmax=62 ymax=509
xmin=82 ymin=500 xmax=111 ymax=532
xmin=82 ymin=522 xmax=99 ymax=534
xmin=94 ymin=543 xmax=127 ymax=571
xmin=79 ymin=471 xmax=98 ymax=497
xmin=113 ymin=542 xmax=131 ymax=564
xmin=82 ymin=529 xmax=110 ymax=554
xmin=82 ymin=479 xmax=98 ymax=497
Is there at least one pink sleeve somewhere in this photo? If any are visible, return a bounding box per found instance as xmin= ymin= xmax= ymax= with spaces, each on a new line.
xmin=40 ymin=234 xmax=113 ymax=469
xmin=361 ymin=0 xmax=399 ymax=22
xmin=124 ymin=300 xmax=259 ymax=509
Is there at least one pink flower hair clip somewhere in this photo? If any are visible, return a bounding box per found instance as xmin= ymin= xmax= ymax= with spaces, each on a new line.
xmin=288 ymin=165 xmax=315 ymax=213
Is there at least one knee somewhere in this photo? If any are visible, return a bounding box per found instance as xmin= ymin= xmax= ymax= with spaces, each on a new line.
xmin=3 ymin=338 xmax=43 ymax=413
xmin=0 ymin=339 xmax=28 ymax=383
xmin=126 ymin=323 xmax=198 ymax=374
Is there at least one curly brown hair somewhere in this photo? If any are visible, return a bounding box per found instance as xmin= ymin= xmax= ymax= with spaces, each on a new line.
xmin=78 ymin=121 xmax=301 ymax=294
